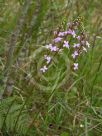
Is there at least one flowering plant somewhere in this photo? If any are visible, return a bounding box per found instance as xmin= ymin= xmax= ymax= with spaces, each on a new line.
xmin=40 ymin=18 xmax=90 ymax=73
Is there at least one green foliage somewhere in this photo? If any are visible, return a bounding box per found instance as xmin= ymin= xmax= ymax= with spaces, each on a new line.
xmin=0 ymin=96 xmax=30 ymax=135
xmin=60 ymin=132 xmax=69 ymax=136
xmin=0 ymin=0 xmax=102 ymax=136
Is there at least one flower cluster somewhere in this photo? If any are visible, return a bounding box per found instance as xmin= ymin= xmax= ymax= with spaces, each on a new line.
xmin=40 ymin=19 xmax=90 ymax=73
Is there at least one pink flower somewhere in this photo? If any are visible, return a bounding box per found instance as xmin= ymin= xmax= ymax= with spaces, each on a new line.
xmin=77 ymin=36 xmax=80 ymax=41
xmin=40 ymin=65 xmax=48 ymax=73
xmin=73 ymin=43 xmax=80 ymax=48
xmin=72 ymin=51 xmax=78 ymax=59
xmin=58 ymin=31 xmax=69 ymax=36
xmin=50 ymin=46 xmax=59 ymax=52
xmin=45 ymin=44 xmax=52 ymax=49
xmin=67 ymin=29 xmax=72 ymax=34
xmin=81 ymin=40 xmax=85 ymax=45
xmin=63 ymin=41 xmax=69 ymax=48
xmin=67 ymin=29 xmax=76 ymax=38
xmin=71 ymin=31 xmax=76 ymax=38
xmin=45 ymin=44 xmax=59 ymax=52
xmin=64 ymin=31 xmax=69 ymax=35
xmin=73 ymin=63 xmax=78 ymax=70
xmin=53 ymin=37 xmax=62 ymax=43
xmin=58 ymin=32 xmax=65 ymax=36
xmin=44 ymin=55 xmax=51 ymax=64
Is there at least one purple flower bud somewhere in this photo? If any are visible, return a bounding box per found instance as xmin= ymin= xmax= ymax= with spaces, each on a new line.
xmin=73 ymin=63 xmax=78 ymax=70
xmin=81 ymin=40 xmax=85 ymax=45
xmin=77 ymin=36 xmax=81 ymax=41
xmin=63 ymin=41 xmax=69 ymax=48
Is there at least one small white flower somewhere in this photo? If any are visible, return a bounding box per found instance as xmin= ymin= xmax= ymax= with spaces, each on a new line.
xmin=86 ymin=41 xmax=90 ymax=48
xmin=40 ymin=65 xmax=48 ymax=73
xmin=80 ymin=124 xmax=84 ymax=128
xmin=73 ymin=43 xmax=80 ymax=48
xmin=72 ymin=31 xmax=76 ymax=38
xmin=83 ymin=47 xmax=87 ymax=52
xmin=73 ymin=63 xmax=78 ymax=70
xmin=44 ymin=55 xmax=51 ymax=64
xmin=45 ymin=44 xmax=52 ymax=49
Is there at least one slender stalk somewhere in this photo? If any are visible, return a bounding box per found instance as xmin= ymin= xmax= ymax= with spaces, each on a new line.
xmin=3 ymin=0 xmax=32 ymax=96
xmin=1 ymin=99 xmax=15 ymax=131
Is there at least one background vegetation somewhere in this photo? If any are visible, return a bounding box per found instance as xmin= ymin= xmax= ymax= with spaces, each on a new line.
xmin=0 ymin=0 xmax=102 ymax=135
